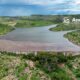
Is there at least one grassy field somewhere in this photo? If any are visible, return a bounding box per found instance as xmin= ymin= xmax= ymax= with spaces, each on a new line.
xmin=15 ymin=20 xmax=53 ymax=28
xmin=0 ymin=52 xmax=80 ymax=80
xmin=49 ymin=23 xmax=80 ymax=31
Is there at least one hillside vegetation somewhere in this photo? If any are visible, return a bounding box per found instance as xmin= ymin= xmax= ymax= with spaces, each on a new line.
xmin=0 ymin=52 xmax=80 ymax=80
xmin=0 ymin=23 xmax=14 ymax=35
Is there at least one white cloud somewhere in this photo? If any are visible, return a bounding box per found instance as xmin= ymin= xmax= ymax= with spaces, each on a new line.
xmin=0 ymin=0 xmax=78 ymax=5
xmin=0 ymin=0 xmax=70 ymax=5
xmin=27 ymin=0 xmax=64 ymax=5
xmin=74 ymin=0 xmax=80 ymax=4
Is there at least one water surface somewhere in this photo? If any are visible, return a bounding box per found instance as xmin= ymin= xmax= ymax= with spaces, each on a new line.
xmin=1 ymin=25 xmax=80 ymax=51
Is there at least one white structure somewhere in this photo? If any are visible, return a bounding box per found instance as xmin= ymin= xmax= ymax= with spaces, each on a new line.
xmin=72 ymin=18 xmax=80 ymax=23
xmin=63 ymin=17 xmax=80 ymax=24
xmin=63 ymin=17 xmax=70 ymax=24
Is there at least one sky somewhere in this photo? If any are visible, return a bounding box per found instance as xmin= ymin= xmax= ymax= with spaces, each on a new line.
xmin=0 ymin=0 xmax=80 ymax=16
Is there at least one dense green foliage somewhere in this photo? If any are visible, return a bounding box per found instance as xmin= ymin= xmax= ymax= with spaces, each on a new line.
xmin=23 ymin=52 xmax=73 ymax=80
xmin=26 ymin=52 xmax=67 ymax=71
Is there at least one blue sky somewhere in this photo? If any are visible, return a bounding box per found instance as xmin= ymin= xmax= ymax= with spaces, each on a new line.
xmin=0 ymin=0 xmax=80 ymax=16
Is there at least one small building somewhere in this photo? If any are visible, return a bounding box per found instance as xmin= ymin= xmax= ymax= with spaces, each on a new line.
xmin=63 ymin=17 xmax=70 ymax=24
xmin=72 ymin=18 xmax=80 ymax=23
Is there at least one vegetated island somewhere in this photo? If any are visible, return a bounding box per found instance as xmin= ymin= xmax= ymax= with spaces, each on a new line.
xmin=0 ymin=51 xmax=80 ymax=80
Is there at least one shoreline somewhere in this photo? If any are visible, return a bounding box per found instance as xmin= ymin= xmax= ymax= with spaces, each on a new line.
xmin=0 ymin=39 xmax=80 ymax=52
